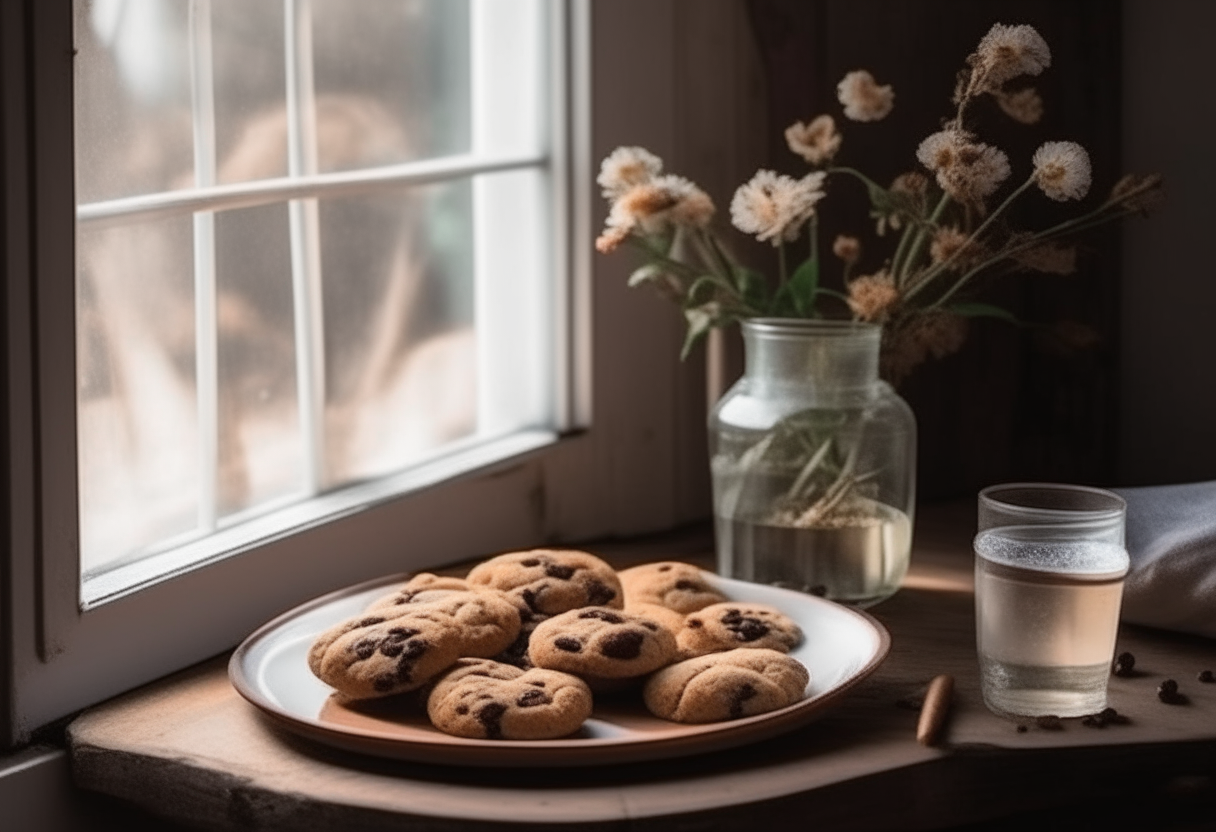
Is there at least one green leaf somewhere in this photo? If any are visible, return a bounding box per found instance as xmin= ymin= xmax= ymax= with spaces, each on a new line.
xmin=684 ymin=275 xmax=719 ymax=307
xmin=627 ymin=263 xmax=664 ymax=288
xmin=947 ymin=302 xmax=1021 ymax=325
xmin=680 ymin=307 xmax=714 ymax=360
xmin=787 ymin=256 xmax=820 ymax=316
xmin=734 ymin=266 xmax=768 ymax=310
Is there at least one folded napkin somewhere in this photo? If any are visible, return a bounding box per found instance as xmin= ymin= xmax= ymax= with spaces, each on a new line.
xmin=1115 ymin=480 xmax=1216 ymax=639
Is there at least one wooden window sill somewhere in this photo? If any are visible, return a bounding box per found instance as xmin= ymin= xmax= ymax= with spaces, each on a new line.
xmin=67 ymin=502 xmax=1216 ymax=830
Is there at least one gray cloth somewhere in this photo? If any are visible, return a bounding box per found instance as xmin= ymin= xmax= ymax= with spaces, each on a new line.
xmin=1115 ymin=480 xmax=1216 ymax=639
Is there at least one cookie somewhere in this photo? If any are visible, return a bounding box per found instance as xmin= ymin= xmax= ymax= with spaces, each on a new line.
xmin=309 ymin=591 xmax=522 ymax=699
xmin=618 ymin=561 xmax=727 ymax=614
xmin=643 ymin=648 xmax=809 ymax=723
xmin=427 ymin=658 xmax=593 ymax=740
xmin=527 ymin=607 xmax=677 ymax=680
xmin=466 ymin=549 xmax=624 ymax=616
xmin=365 ymin=573 xmax=469 ymax=613
xmin=623 ymin=602 xmax=686 ymax=636
xmin=676 ymin=602 xmax=803 ymax=658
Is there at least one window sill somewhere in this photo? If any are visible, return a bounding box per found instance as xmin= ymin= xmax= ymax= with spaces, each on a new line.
xmin=66 ymin=505 xmax=1216 ymax=831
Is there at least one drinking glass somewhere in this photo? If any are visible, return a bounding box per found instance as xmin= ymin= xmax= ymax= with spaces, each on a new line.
xmin=974 ymin=483 xmax=1129 ymax=717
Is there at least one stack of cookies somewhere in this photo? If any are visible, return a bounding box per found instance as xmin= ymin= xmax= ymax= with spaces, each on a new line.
xmin=307 ymin=550 xmax=809 ymax=740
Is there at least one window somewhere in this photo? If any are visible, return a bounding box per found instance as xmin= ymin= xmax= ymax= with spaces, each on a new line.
xmin=74 ymin=0 xmax=558 ymax=603
xmin=1 ymin=0 xmax=729 ymax=747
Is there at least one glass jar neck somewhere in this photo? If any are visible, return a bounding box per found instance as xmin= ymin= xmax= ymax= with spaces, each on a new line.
xmin=741 ymin=318 xmax=881 ymax=402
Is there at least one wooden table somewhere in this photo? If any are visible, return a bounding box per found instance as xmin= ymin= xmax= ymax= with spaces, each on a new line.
xmin=67 ymin=502 xmax=1216 ymax=831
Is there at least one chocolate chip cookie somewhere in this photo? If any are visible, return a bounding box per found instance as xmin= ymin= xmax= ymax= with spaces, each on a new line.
xmin=643 ymin=648 xmax=809 ymax=723
xmin=364 ymin=573 xmax=469 ymax=613
xmin=618 ymin=561 xmax=727 ymax=614
xmin=527 ymin=607 xmax=677 ymax=680
xmin=427 ymin=658 xmax=593 ymax=740
xmin=309 ymin=590 xmax=522 ymax=699
xmin=466 ymin=549 xmax=624 ymax=616
xmin=676 ymin=601 xmax=803 ymax=658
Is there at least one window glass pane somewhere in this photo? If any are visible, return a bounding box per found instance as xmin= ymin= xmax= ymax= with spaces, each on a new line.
xmin=215 ymin=204 xmax=302 ymax=517
xmin=77 ymin=215 xmax=199 ymax=572
xmin=75 ymin=0 xmax=194 ymax=203
xmin=311 ymin=0 xmax=471 ymax=171
xmin=319 ymin=183 xmax=477 ymax=484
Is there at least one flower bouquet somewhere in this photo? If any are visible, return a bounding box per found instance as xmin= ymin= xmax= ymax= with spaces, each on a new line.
xmin=595 ymin=23 xmax=1160 ymax=604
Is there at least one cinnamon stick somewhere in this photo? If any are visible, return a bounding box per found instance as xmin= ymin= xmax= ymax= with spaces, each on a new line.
xmin=916 ymin=674 xmax=954 ymax=747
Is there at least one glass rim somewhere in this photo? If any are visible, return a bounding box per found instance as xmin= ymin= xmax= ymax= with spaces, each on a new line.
xmin=978 ymin=481 xmax=1126 ymax=521
xmin=741 ymin=318 xmax=880 ymax=338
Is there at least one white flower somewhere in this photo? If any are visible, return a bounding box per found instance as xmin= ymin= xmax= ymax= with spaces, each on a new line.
xmin=785 ymin=115 xmax=842 ymax=165
xmin=597 ymin=174 xmax=715 ymax=252
xmin=972 ymin=23 xmax=1051 ymax=91
xmin=837 ymin=70 xmax=894 ymax=122
xmin=597 ymin=146 xmax=663 ymax=200
xmin=730 ymin=170 xmax=827 ymax=245
xmin=916 ymin=130 xmax=1010 ymax=206
xmin=1033 ymin=141 xmax=1092 ymax=201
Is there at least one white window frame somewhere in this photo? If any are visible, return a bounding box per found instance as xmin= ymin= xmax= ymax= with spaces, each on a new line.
xmin=1 ymin=0 xmax=744 ymax=747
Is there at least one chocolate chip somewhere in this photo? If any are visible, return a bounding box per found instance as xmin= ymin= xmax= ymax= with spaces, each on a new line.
xmin=1158 ymin=679 xmax=1185 ymax=704
xmin=658 ymin=565 xmax=672 ymax=572
xmin=516 ymin=689 xmax=550 ymax=708
xmin=1198 ymin=670 xmax=1215 ymax=683
xmin=579 ymin=609 xmax=624 ymax=624
xmin=729 ymin=683 xmax=758 ymax=719
xmin=544 ymin=563 xmax=576 ymax=580
xmin=724 ymin=615 xmax=770 ymax=642
xmin=357 ymin=616 xmax=386 ymax=628
xmin=528 ymin=680 xmax=546 ymax=687
xmin=1112 ymin=651 xmax=1136 ymax=677
xmin=554 ymin=637 xmax=582 ymax=653
xmin=456 ymin=704 xmax=469 ymax=715
xmin=379 ymin=642 xmax=404 ymax=658
xmin=585 ymin=579 xmax=617 ymax=606
xmin=600 ymin=630 xmax=645 ymax=660
xmin=686 ymin=618 xmax=703 ymax=628
xmin=674 ymin=579 xmax=701 ymax=591
xmin=372 ymin=673 xmax=397 ymax=692
xmin=353 ymin=638 xmax=378 ymax=660
xmin=1035 ymin=715 xmax=1063 ymax=730
xmin=401 ymin=639 xmax=428 ymax=660
xmin=520 ymin=588 xmax=542 ymax=612
xmin=640 ymin=621 xmax=659 ymax=631
xmin=477 ymin=702 xmax=508 ymax=739
xmin=520 ymin=558 xmax=541 ymax=567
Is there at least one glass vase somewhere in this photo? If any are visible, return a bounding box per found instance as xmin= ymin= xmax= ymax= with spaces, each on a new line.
xmin=709 ymin=319 xmax=916 ymax=607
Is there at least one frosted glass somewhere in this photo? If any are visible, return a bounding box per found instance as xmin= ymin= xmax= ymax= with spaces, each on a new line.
xmin=77 ymin=215 xmax=200 ymax=572
xmin=74 ymin=0 xmax=194 ymax=203
xmin=318 ymin=183 xmax=477 ymax=484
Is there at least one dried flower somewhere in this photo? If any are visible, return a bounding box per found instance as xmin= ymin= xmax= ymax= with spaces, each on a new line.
xmin=891 ymin=172 xmax=929 ymax=199
xmin=1013 ymin=240 xmax=1077 ymax=275
xmin=929 ymin=227 xmax=971 ymax=267
xmin=917 ymin=130 xmax=1011 ymax=206
xmin=596 ymin=175 xmax=714 ymax=252
xmin=833 ymin=235 xmax=861 ymax=264
xmin=837 ymin=70 xmax=894 ymax=122
xmin=1109 ymin=173 xmax=1164 ymax=213
xmin=730 ymin=170 xmax=827 ymax=245
xmin=881 ymin=311 xmax=969 ymax=383
xmin=597 ymin=146 xmax=663 ymax=199
xmin=847 ymin=271 xmax=899 ymax=322
xmin=969 ymin=23 xmax=1051 ymax=93
xmin=995 ymin=87 xmax=1044 ymax=124
xmin=595 ymin=224 xmax=630 ymax=254
xmin=1033 ymin=141 xmax=1092 ymax=201
xmin=786 ymin=115 xmax=842 ymax=165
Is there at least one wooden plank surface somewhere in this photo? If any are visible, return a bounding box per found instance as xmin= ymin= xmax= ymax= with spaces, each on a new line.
xmin=67 ymin=502 xmax=1216 ymax=831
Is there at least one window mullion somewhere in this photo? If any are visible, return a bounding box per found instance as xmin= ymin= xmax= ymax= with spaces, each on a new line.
xmin=285 ymin=0 xmax=327 ymax=495
xmin=189 ymin=0 xmax=219 ymax=533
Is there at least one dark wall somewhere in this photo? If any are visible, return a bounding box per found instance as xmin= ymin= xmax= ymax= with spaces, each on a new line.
xmin=747 ymin=0 xmax=1125 ymax=500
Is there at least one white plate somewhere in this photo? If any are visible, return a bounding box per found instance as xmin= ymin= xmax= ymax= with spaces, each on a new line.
xmin=229 ymin=572 xmax=889 ymax=767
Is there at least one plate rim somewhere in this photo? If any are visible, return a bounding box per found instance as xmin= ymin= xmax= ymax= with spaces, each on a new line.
xmin=229 ymin=571 xmax=891 ymax=767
